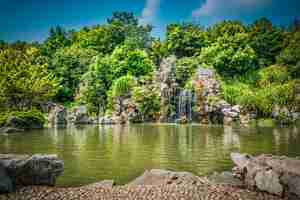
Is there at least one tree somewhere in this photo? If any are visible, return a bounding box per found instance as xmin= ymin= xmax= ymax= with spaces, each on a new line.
xmin=199 ymin=33 xmax=258 ymax=76
xmin=248 ymin=18 xmax=284 ymax=67
xmin=166 ymin=23 xmax=208 ymax=57
xmin=0 ymin=47 xmax=58 ymax=110
xmin=42 ymin=26 xmax=70 ymax=57
xmin=77 ymin=56 xmax=113 ymax=115
xmin=51 ymin=45 xmax=97 ymax=102
xmin=109 ymin=75 xmax=136 ymax=115
xmin=277 ymin=31 xmax=300 ymax=78
xmin=207 ymin=20 xmax=246 ymax=41
xmin=110 ymin=45 xmax=154 ymax=79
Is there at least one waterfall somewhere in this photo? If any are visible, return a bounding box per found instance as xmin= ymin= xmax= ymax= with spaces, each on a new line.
xmin=177 ymin=89 xmax=194 ymax=122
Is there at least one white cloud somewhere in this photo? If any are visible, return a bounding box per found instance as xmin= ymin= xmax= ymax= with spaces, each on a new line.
xmin=192 ymin=0 xmax=272 ymax=18
xmin=140 ymin=0 xmax=161 ymax=24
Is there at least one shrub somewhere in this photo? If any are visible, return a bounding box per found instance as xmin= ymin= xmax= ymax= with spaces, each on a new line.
xmin=132 ymin=85 xmax=161 ymax=121
xmin=258 ymin=65 xmax=290 ymax=86
xmin=0 ymin=110 xmax=45 ymax=127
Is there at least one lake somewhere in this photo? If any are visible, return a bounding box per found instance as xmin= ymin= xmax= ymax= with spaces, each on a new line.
xmin=0 ymin=124 xmax=300 ymax=186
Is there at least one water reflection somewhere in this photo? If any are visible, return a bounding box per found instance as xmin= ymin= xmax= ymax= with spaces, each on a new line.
xmin=0 ymin=124 xmax=300 ymax=186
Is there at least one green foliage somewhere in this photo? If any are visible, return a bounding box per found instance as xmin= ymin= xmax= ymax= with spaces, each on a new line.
xmin=0 ymin=110 xmax=45 ymax=128
xmin=258 ymin=65 xmax=290 ymax=86
xmin=111 ymin=45 xmax=154 ymax=79
xmin=132 ymin=85 xmax=161 ymax=121
xmin=166 ymin=23 xmax=208 ymax=57
xmin=208 ymin=21 xmax=246 ymax=41
xmin=77 ymin=56 xmax=113 ymax=114
xmin=175 ymin=57 xmax=199 ymax=87
xmin=199 ymin=33 xmax=258 ymax=76
xmin=0 ymin=47 xmax=58 ymax=110
xmin=111 ymin=75 xmax=136 ymax=98
xmin=41 ymin=26 xmax=70 ymax=56
xmin=277 ymin=31 xmax=300 ymax=77
xmin=51 ymin=45 xmax=97 ymax=102
xmin=222 ymin=65 xmax=295 ymax=117
xmin=248 ymin=18 xmax=284 ymax=67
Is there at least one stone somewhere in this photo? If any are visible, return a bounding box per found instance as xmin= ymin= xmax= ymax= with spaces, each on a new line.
xmin=208 ymin=171 xmax=244 ymax=186
xmin=254 ymin=170 xmax=283 ymax=196
xmin=0 ymin=164 xmax=14 ymax=193
xmin=281 ymin=173 xmax=300 ymax=197
xmin=128 ymin=169 xmax=200 ymax=186
xmin=71 ymin=106 xmax=92 ymax=125
xmin=6 ymin=116 xmax=43 ymax=130
xmin=231 ymin=153 xmax=300 ymax=198
xmin=0 ymin=127 xmax=24 ymax=134
xmin=48 ymin=104 xmax=67 ymax=126
xmin=99 ymin=116 xmax=116 ymax=125
xmin=0 ymin=154 xmax=64 ymax=187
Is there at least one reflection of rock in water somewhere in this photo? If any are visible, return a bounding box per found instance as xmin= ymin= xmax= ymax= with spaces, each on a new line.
xmin=223 ymin=126 xmax=240 ymax=149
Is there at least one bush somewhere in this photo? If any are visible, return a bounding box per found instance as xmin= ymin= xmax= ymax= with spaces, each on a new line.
xmin=0 ymin=110 xmax=45 ymax=128
xmin=258 ymin=65 xmax=290 ymax=86
xmin=111 ymin=75 xmax=136 ymax=98
xmin=132 ymin=85 xmax=161 ymax=121
xmin=175 ymin=57 xmax=199 ymax=87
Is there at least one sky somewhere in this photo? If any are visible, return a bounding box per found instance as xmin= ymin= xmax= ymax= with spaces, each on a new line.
xmin=1 ymin=0 xmax=300 ymax=42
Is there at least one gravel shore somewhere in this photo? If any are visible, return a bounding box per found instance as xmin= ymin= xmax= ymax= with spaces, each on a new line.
xmin=0 ymin=179 xmax=283 ymax=200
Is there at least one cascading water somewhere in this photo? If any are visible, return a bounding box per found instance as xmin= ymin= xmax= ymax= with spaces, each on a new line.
xmin=177 ymin=89 xmax=194 ymax=122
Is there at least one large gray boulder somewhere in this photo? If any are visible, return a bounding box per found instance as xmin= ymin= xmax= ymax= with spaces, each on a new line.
xmin=0 ymin=154 xmax=63 ymax=193
xmin=69 ymin=106 xmax=92 ymax=125
xmin=231 ymin=152 xmax=300 ymax=198
xmin=0 ymin=164 xmax=14 ymax=193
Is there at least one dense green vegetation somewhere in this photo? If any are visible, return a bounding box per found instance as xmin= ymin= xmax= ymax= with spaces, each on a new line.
xmin=0 ymin=12 xmax=300 ymax=125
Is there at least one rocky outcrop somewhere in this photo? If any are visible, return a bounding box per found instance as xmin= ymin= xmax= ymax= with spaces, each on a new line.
xmin=231 ymin=152 xmax=300 ymax=199
xmin=68 ymin=106 xmax=92 ymax=125
xmin=0 ymin=115 xmax=44 ymax=134
xmin=0 ymin=154 xmax=63 ymax=193
xmin=48 ymin=104 xmax=67 ymax=126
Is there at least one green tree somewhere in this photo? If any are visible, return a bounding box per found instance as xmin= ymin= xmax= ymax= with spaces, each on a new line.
xmin=248 ymin=18 xmax=284 ymax=67
xmin=41 ymin=26 xmax=70 ymax=57
xmin=199 ymin=33 xmax=257 ymax=76
xmin=109 ymin=75 xmax=136 ymax=115
xmin=166 ymin=23 xmax=208 ymax=57
xmin=77 ymin=56 xmax=113 ymax=115
xmin=110 ymin=45 xmax=154 ymax=79
xmin=51 ymin=45 xmax=97 ymax=102
xmin=0 ymin=47 xmax=58 ymax=110
xmin=277 ymin=31 xmax=300 ymax=77
xmin=132 ymin=85 xmax=161 ymax=121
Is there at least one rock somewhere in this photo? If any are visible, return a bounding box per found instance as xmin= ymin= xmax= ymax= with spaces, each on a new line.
xmin=6 ymin=116 xmax=43 ymax=129
xmin=128 ymin=169 xmax=200 ymax=186
xmin=0 ymin=154 xmax=63 ymax=187
xmin=99 ymin=116 xmax=116 ymax=125
xmin=71 ymin=106 xmax=92 ymax=125
xmin=231 ymin=153 xmax=300 ymax=198
xmin=0 ymin=127 xmax=24 ymax=134
xmin=48 ymin=104 xmax=67 ymax=126
xmin=208 ymin=171 xmax=244 ymax=186
xmin=281 ymin=173 xmax=300 ymax=197
xmin=0 ymin=164 xmax=14 ymax=193
xmin=254 ymin=170 xmax=283 ymax=196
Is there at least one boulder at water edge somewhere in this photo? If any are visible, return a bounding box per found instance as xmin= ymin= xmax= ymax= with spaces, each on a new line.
xmin=231 ymin=152 xmax=300 ymax=199
xmin=0 ymin=154 xmax=64 ymax=193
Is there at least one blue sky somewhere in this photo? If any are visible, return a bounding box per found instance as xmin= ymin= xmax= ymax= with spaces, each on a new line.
xmin=1 ymin=0 xmax=300 ymax=42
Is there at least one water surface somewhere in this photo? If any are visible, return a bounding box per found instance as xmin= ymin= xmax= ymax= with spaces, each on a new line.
xmin=0 ymin=124 xmax=300 ymax=186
